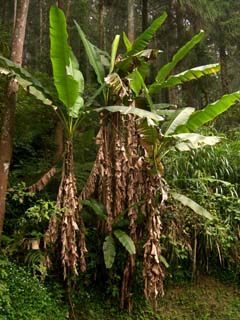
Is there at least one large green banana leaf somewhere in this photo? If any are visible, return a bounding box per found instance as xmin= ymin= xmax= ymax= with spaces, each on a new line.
xmin=95 ymin=105 xmax=164 ymax=122
xmin=50 ymin=6 xmax=84 ymax=115
xmin=176 ymin=91 xmax=240 ymax=133
xmin=126 ymin=12 xmax=167 ymax=56
xmin=149 ymin=63 xmax=220 ymax=93
xmin=172 ymin=133 xmax=221 ymax=151
xmin=113 ymin=230 xmax=136 ymax=255
xmin=171 ymin=192 xmax=214 ymax=220
xmin=165 ymin=107 xmax=195 ymax=135
xmin=74 ymin=21 xmax=105 ymax=85
xmin=0 ymin=56 xmax=51 ymax=98
xmin=153 ymin=30 xmax=204 ymax=85
xmin=0 ymin=66 xmax=55 ymax=108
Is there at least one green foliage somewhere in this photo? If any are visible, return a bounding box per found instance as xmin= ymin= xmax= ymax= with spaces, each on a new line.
xmin=74 ymin=21 xmax=105 ymax=85
xmin=113 ymin=230 xmax=136 ymax=255
xmin=126 ymin=12 xmax=167 ymax=55
xmin=171 ymin=191 xmax=214 ymax=220
xmin=103 ymin=236 xmax=116 ymax=269
xmin=152 ymin=30 xmax=205 ymax=86
xmin=0 ymin=257 xmax=66 ymax=319
xmin=176 ymin=91 xmax=240 ymax=133
xmin=50 ymin=6 xmax=84 ymax=114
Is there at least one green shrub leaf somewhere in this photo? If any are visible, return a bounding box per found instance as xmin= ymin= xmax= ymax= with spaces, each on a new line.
xmin=103 ymin=236 xmax=116 ymax=269
xmin=113 ymin=230 xmax=136 ymax=255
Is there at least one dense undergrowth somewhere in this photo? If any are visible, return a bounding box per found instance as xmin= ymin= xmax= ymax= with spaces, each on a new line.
xmin=0 ymin=254 xmax=239 ymax=320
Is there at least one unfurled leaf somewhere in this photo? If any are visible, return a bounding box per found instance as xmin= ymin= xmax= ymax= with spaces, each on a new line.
xmin=123 ymin=32 xmax=132 ymax=51
xmin=103 ymin=236 xmax=116 ymax=269
xmin=171 ymin=191 xmax=214 ymax=220
xmin=75 ymin=21 xmax=105 ymax=85
xmin=113 ymin=230 xmax=136 ymax=255
xmin=110 ymin=35 xmax=120 ymax=73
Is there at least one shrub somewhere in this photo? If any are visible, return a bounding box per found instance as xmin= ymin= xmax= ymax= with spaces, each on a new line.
xmin=0 ymin=256 xmax=66 ymax=320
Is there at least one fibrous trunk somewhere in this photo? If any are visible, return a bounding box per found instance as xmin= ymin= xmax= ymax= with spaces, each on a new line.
xmin=45 ymin=139 xmax=87 ymax=278
xmin=79 ymin=109 xmax=166 ymax=308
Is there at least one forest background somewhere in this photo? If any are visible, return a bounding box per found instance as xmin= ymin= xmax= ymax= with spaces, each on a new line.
xmin=0 ymin=1 xmax=240 ymax=319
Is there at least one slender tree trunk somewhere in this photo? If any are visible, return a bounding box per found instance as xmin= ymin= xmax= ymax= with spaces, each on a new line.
xmin=13 ymin=0 xmax=18 ymax=32
xmin=128 ymin=0 xmax=135 ymax=43
xmin=0 ymin=0 xmax=29 ymax=236
xmin=219 ymin=45 xmax=229 ymax=95
xmin=99 ymin=0 xmax=106 ymax=50
xmin=142 ymin=0 xmax=148 ymax=31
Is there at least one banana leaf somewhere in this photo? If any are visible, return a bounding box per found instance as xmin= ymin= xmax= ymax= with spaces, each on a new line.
xmin=110 ymin=35 xmax=120 ymax=73
xmin=50 ymin=6 xmax=83 ymax=114
xmin=172 ymin=133 xmax=221 ymax=151
xmin=122 ymin=32 xmax=132 ymax=51
xmin=154 ymin=30 xmax=204 ymax=85
xmin=74 ymin=21 xmax=105 ymax=85
xmin=171 ymin=191 xmax=214 ymax=220
xmin=165 ymin=107 xmax=195 ymax=135
xmin=113 ymin=230 xmax=136 ymax=255
xmin=126 ymin=12 xmax=167 ymax=56
xmin=0 ymin=67 xmax=56 ymax=108
xmin=0 ymin=55 xmax=51 ymax=98
xmin=95 ymin=105 xmax=164 ymax=121
xmin=176 ymin=91 xmax=240 ymax=133
xmin=150 ymin=63 xmax=220 ymax=93
xmin=103 ymin=236 xmax=116 ymax=269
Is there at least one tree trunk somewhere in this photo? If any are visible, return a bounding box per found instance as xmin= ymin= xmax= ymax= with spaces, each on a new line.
xmin=0 ymin=0 xmax=29 ymax=236
xmin=13 ymin=0 xmax=18 ymax=32
xmin=142 ymin=0 xmax=148 ymax=31
xmin=128 ymin=0 xmax=135 ymax=43
xmin=219 ymin=45 xmax=229 ymax=95
xmin=99 ymin=0 xmax=106 ymax=50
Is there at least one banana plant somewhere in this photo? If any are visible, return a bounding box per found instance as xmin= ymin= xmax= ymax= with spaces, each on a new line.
xmin=75 ymin=12 xmax=240 ymax=229
xmin=81 ymin=199 xmax=135 ymax=269
xmin=0 ymin=6 xmax=87 ymax=278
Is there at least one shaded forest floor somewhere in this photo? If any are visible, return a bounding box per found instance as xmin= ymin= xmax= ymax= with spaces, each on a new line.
xmin=76 ymin=276 xmax=240 ymax=320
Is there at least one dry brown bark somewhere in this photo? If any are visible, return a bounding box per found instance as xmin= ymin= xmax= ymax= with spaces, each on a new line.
xmin=0 ymin=0 xmax=30 ymax=236
xmin=45 ymin=140 xmax=87 ymax=278
xmin=78 ymin=106 xmax=167 ymax=308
